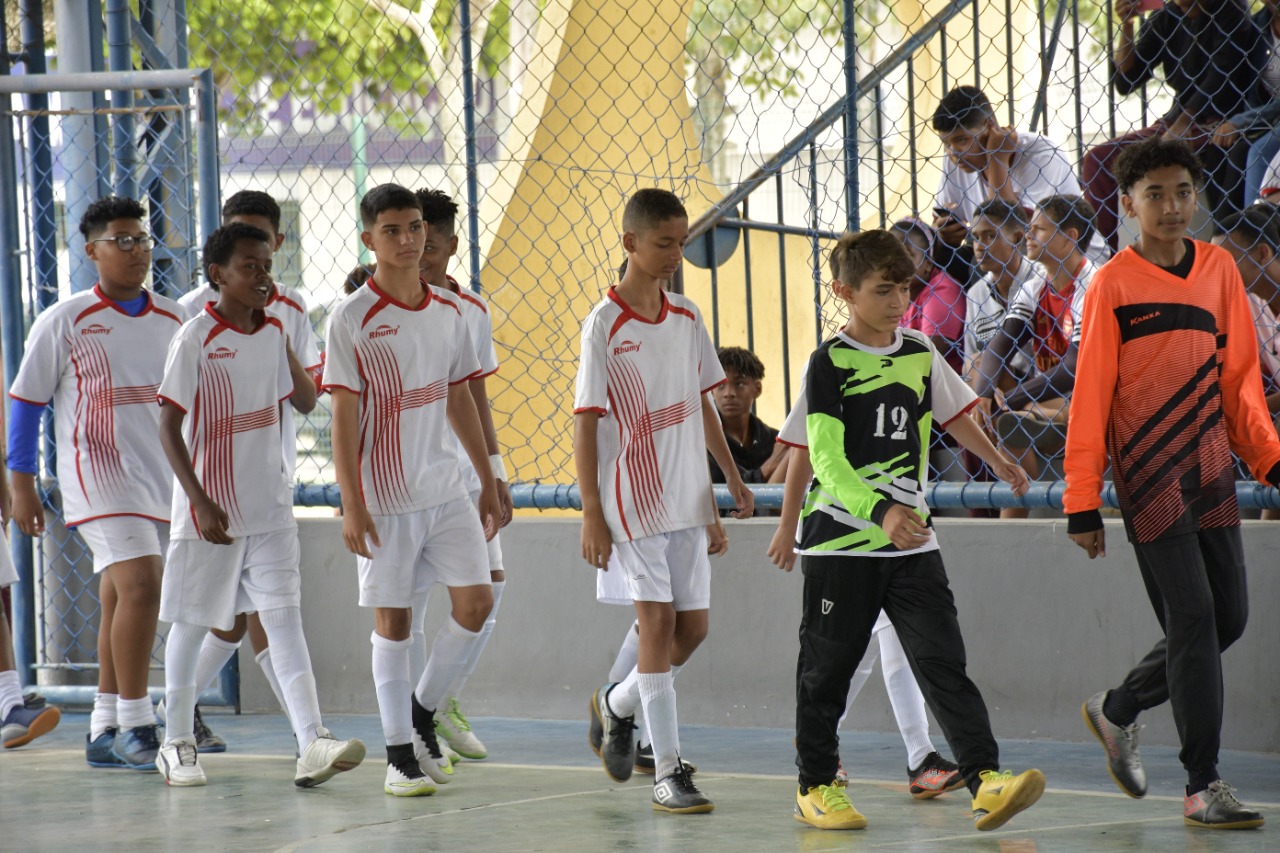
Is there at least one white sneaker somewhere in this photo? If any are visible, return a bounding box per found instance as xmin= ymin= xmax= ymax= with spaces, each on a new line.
xmin=158 ymin=737 xmax=207 ymax=787
xmin=412 ymin=729 xmax=455 ymax=785
xmin=385 ymin=756 xmax=436 ymax=797
xmin=294 ymin=727 xmax=366 ymax=788
xmin=439 ymin=738 xmax=462 ymax=765
xmin=436 ymin=697 xmax=488 ymax=760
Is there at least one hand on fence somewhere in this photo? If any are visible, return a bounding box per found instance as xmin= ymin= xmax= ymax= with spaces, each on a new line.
xmin=766 ymin=524 xmax=797 ymax=572
xmin=1211 ymin=120 xmax=1242 ymax=148
xmin=342 ymin=504 xmax=381 ymax=559
xmin=580 ymin=509 xmax=612 ymax=570
xmin=881 ymin=504 xmax=931 ymax=550
xmin=194 ymin=496 xmax=234 ymax=545
xmin=990 ymin=452 xmax=1031 ymax=498
xmin=706 ymin=520 xmax=728 ymax=557
xmin=1070 ymin=528 xmax=1107 ymax=560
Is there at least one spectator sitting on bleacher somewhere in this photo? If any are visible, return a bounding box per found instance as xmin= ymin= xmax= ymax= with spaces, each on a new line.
xmin=1083 ymin=0 xmax=1267 ymax=252
xmin=930 ymin=85 xmax=1106 ymax=287
xmin=974 ymin=195 xmax=1099 ymax=508
xmin=1210 ymin=207 xmax=1280 ymax=408
xmin=964 ymin=199 xmax=1040 ymax=393
xmin=892 ymin=219 xmax=966 ymax=374
xmin=706 ymin=346 xmax=789 ymax=487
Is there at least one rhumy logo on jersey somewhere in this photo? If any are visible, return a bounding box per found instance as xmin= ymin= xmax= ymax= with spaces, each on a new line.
xmin=613 ymin=339 xmax=642 ymax=356
xmin=369 ymin=324 xmax=400 ymax=339
xmin=79 ymin=324 xmax=113 ymax=336
xmin=207 ymin=347 xmax=238 ymax=360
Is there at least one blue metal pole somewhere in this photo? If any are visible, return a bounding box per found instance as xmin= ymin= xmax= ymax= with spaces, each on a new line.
xmin=21 ymin=0 xmax=58 ymax=312
xmin=105 ymin=0 xmax=139 ymax=200
xmin=458 ymin=0 xmax=483 ymax=293
xmin=195 ymin=69 xmax=221 ymax=243
xmin=842 ymin=0 xmax=859 ymax=231
xmin=1 ymin=11 xmax=37 ymax=688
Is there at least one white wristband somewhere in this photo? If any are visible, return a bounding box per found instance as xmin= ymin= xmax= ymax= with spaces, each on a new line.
xmin=489 ymin=454 xmax=507 ymax=481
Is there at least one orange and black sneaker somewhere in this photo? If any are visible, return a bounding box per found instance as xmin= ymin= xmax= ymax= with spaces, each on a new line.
xmin=1184 ymin=781 xmax=1264 ymax=830
xmin=908 ymin=751 xmax=964 ymax=799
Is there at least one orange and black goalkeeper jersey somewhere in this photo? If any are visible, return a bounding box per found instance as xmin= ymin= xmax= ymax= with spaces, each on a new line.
xmin=1063 ymin=242 xmax=1280 ymax=543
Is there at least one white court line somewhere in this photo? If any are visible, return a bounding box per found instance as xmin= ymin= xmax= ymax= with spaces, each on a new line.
xmin=863 ymin=816 xmax=1177 ymax=848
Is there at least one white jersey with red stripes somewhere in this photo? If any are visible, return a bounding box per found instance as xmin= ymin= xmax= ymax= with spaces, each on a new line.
xmin=574 ymin=287 xmax=724 ymax=543
xmin=444 ymin=275 xmax=500 ymax=493
xmin=158 ymin=305 xmax=295 ymax=540
xmin=180 ymin=283 xmax=319 ymax=480
xmin=10 ymin=286 xmax=183 ymax=527
xmin=322 ymin=278 xmax=481 ymax=516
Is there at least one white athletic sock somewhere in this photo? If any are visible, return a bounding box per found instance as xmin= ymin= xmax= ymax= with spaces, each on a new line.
xmin=639 ymin=663 xmax=681 ymax=747
xmin=161 ymin=621 xmax=206 ymax=740
xmin=409 ymin=589 xmax=430 ymax=684
xmin=839 ymin=643 xmax=880 ymax=728
xmin=879 ymin=623 xmax=934 ymax=768
xmin=447 ymin=580 xmax=504 ymax=699
xmin=90 ymin=692 xmax=118 ymax=740
xmin=371 ymin=631 xmax=414 ymax=745
xmin=0 ymin=669 xmax=23 ymax=720
xmin=254 ymin=648 xmax=290 ymax=715
xmin=414 ymin=617 xmax=482 ymax=711
xmin=638 ymin=671 xmax=679 ymax=780
xmin=608 ymin=621 xmax=640 ymax=683
xmin=193 ymin=633 xmax=240 ymax=694
xmin=259 ymin=607 xmax=322 ymax=751
xmin=608 ymin=666 xmax=642 ymax=718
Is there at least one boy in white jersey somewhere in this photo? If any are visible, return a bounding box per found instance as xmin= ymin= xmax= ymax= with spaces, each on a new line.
xmin=8 ymin=197 xmax=183 ymax=770
xmin=574 ymin=188 xmax=752 ymax=814
xmin=324 ymin=184 xmax=499 ymax=797
xmin=155 ymin=223 xmax=365 ymax=787
xmin=407 ymin=188 xmax=512 ymax=762
xmin=175 ymin=190 xmax=322 ymax=753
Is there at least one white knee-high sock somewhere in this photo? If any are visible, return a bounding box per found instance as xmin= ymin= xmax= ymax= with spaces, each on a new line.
xmin=254 ymin=648 xmax=289 ymax=714
xmin=163 ymin=621 xmax=207 ymax=741
xmin=448 ymin=580 xmax=504 ymax=700
xmin=259 ymin=607 xmax=322 ymax=751
xmin=638 ymin=671 xmax=679 ymax=779
xmin=193 ymin=633 xmax=240 ymax=694
xmin=90 ymin=693 xmax=118 ymax=740
xmin=609 ymin=620 xmax=641 ymax=683
xmin=414 ymin=617 xmax=482 ymax=711
xmin=0 ymin=670 xmax=23 ymax=720
xmin=608 ymin=666 xmax=642 ymax=718
xmin=879 ymin=623 xmax=934 ymax=768
xmin=639 ymin=663 xmax=681 ymax=746
xmin=371 ymin=631 xmax=414 ymax=745
xmin=839 ymin=643 xmax=880 ymax=728
xmin=409 ymin=588 xmax=431 ymax=684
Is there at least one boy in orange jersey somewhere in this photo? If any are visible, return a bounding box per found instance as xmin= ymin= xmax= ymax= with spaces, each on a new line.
xmin=1065 ymin=137 xmax=1278 ymax=830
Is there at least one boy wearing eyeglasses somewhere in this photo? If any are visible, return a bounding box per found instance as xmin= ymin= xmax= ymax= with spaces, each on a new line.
xmin=6 ymin=196 xmax=185 ymax=771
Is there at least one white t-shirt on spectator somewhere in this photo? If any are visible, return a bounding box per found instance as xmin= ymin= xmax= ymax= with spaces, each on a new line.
xmin=964 ymin=258 xmax=1042 ymax=377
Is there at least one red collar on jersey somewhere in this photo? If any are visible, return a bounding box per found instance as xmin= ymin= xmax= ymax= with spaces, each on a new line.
xmin=202 ymin=302 xmax=280 ymax=337
xmin=93 ymin=282 xmax=154 ymax=316
xmin=608 ymin=285 xmax=671 ymax=325
xmin=366 ymin=275 xmax=435 ymax=312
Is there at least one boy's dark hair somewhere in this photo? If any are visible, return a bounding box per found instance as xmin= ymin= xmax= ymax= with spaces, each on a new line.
xmin=222 ymin=190 xmax=282 ymax=234
xmin=79 ymin=196 xmax=146 ymax=240
xmin=1035 ymin=194 xmax=1097 ymax=251
xmin=622 ymin=188 xmax=688 ymax=234
xmin=973 ymin=198 xmax=1029 ymax=232
xmin=1217 ymin=206 xmax=1280 ymax=255
xmin=829 ymin=229 xmax=915 ymax=287
xmin=931 ymin=85 xmax=994 ymax=134
xmin=414 ymin=189 xmax=459 ymax=235
xmin=343 ymin=261 xmax=376 ymax=295
xmin=718 ymin=346 xmax=765 ymax=381
xmin=360 ymin=184 xmax=421 ymax=228
xmin=1114 ymin=137 xmax=1204 ymax=194
xmin=889 ymin=218 xmax=934 ymax=254
xmin=201 ymin=222 xmax=272 ymax=290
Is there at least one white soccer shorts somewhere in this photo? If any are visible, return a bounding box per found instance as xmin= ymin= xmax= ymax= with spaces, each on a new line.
xmin=76 ymin=516 xmax=170 ymax=574
xmin=357 ymin=496 xmax=490 ymax=608
xmin=607 ymin=527 xmax=710 ymax=611
xmin=160 ymin=529 xmax=301 ymax=631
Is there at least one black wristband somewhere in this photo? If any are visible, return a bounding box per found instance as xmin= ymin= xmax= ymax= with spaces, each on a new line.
xmin=1066 ymin=509 xmax=1104 ymax=535
xmin=1268 ymin=461 xmax=1280 ymax=488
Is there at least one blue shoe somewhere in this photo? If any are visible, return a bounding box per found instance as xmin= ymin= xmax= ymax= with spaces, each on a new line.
xmin=87 ymin=728 xmax=128 ymax=768
xmin=113 ymin=724 xmax=160 ymax=772
xmin=2 ymin=703 xmax=62 ymax=748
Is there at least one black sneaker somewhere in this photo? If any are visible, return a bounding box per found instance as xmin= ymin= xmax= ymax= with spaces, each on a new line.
xmin=192 ymin=705 xmax=227 ymax=754
xmin=1184 ymin=781 xmax=1265 ymax=830
xmin=384 ymin=743 xmax=435 ymax=797
xmin=907 ymin=751 xmax=963 ymax=799
xmin=635 ymin=742 xmax=698 ymax=776
xmin=652 ymin=762 xmax=714 ymax=814
xmin=590 ymin=683 xmax=636 ymax=782
xmin=22 ymin=690 xmax=47 ymax=710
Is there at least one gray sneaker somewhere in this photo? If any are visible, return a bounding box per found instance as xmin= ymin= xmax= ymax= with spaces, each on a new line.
xmin=590 ymin=683 xmax=636 ymax=782
xmin=1184 ymin=780 xmax=1264 ymax=830
xmin=1082 ymin=691 xmax=1146 ymax=798
xmin=652 ymin=763 xmax=714 ymax=814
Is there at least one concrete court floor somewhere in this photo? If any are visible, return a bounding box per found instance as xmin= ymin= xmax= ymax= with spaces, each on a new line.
xmin=1 ymin=712 xmax=1275 ymax=853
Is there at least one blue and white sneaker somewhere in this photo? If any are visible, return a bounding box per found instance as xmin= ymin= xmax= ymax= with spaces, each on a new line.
xmin=87 ymin=728 xmax=128 ymax=768
xmin=2 ymin=703 xmax=61 ymax=748
xmin=114 ymin=724 xmax=161 ymax=771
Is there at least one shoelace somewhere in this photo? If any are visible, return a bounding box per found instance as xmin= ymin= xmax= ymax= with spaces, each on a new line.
xmin=446 ymin=699 xmax=472 ymax=732
xmin=176 ymin=741 xmax=199 ymax=767
xmin=1209 ymin=782 xmax=1244 ymax=807
xmin=814 ymin=784 xmax=854 ymax=812
xmin=608 ymin=717 xmax=637 ymax=752
xmin=671 ymin=763 xmax=702 ymax=794
xmin=978 ymin=769 xmax=1013 ymax=786
xmin=133 ymin=725 xmax=160 ymax=750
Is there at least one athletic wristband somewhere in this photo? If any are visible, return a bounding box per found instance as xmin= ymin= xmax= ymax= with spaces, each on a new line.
xmin=1066 ymin=509 xmax=1104 ymax=535
xmin=489 ymin=454 xmax=507 ymax=481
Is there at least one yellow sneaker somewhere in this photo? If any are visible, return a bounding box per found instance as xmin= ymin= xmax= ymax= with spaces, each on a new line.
xmin=794 ymin=784 xmax=868 ymax=830
xmin=971 ymin=768 xmax=1045 ymax=831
